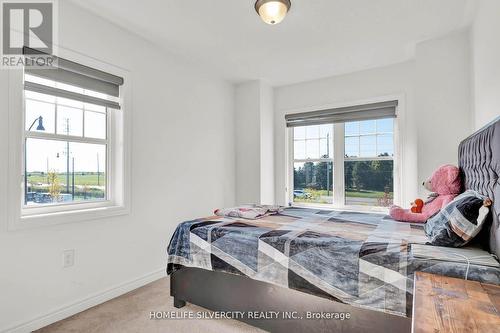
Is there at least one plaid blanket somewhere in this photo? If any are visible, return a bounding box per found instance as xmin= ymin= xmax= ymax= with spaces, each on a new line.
xmin=167 ymin=207 xmax=500 ymax=317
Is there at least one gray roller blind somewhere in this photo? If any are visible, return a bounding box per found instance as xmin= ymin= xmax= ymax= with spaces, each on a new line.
xmin=26 ymin=67 xmax=121 ymax=97
xmin=285 ymin=100 xmax=398 ymax=127
xmin=24 ymin=81 xmax=121 ymax=110
xmin=23 ymin=47 xmax=123 ymax=108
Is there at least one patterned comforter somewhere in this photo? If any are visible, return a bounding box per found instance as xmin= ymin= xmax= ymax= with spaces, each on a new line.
xmin=167 ymin=207 xmax=500 ymax=317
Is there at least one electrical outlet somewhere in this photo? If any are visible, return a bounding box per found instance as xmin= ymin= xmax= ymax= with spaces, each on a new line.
xmin=63 ymin=249 xmax=75 ymax=268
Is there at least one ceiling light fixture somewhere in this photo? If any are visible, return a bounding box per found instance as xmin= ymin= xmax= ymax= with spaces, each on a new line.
xmin=255 ymin=0 xmax=291 ymax=25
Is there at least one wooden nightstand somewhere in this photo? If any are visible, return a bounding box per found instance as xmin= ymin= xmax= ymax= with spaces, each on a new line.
xmin=412 ymin=272 xmax=500 ymax=333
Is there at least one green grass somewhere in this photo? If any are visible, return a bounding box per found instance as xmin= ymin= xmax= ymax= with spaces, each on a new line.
xmin=293 ymin=188 xmax=393 ymax=205
xmin=27 ymin=173 xmax=106 ymax=186
xmin=294 ymin=189 xmax=332 ymax=204
xmin=296 ymin=189 xmax=392 ymax=199
xmin=345 ymin=189 xmax=393 ymax=199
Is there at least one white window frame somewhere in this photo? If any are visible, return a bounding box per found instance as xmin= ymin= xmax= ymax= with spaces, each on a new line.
xmin=287 ymin=98 xmax=402 ymax=213
xmin=23 ymin=88 xmax=110 ymax=210
xmin=7 ymin=48 xmax=131 ymax=230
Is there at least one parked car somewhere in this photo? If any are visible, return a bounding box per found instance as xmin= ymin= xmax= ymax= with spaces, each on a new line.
xmin=293 ymin=189 xmax=311 ymax=199
xmin=34 ymin=193 xmax=73 ymax=204
xmin=34 ymin=193 xmax=53 ymax=204
xmin=26 ymin=192 xmax=36 ymax=202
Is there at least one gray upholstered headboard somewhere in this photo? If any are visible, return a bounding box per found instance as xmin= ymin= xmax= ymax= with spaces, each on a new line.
xmin=458 ymin=116 xmax=500 ymax=258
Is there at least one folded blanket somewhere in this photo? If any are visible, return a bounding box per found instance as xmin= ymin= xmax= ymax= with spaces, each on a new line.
xmin=214 ymin=204 xmax=284 ymax=220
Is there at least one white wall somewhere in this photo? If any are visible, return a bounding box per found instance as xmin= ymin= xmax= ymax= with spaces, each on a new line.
xmin=235 ymin=80 xmax=275 ymax=205
xmin=415 ymin=30 xmax=473 ymax=192
xmin=471 ymin=0 xmax=500 ymax=129
xmin=274 ymin=61 xmax=418 ymax=206
xmin=260 ymin=83 xmax=275 ymax=205
xmin=0 ymin=1 xmax=235 ymax=332
xmin=235 ymin=81 xmax=261 ymax=204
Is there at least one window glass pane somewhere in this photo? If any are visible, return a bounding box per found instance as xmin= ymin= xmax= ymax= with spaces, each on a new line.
xmin=343 ymin=117 xmax=395 ymax=208
xmin=346 ymin=118 xmax=394 ymax=159
xmin=25 ymin=138 xmax=68 ymax=205
xmin=360 ymin=120 xmax=376 ymax=134
xmin=70 ymin=142 xmax=106 ymax=202
xmin=57 ymin=106 xmax=83 ymax=136
xmin=294 ymin=127 xmax=305 ymax=140
xmin=359 ymin=135 xmax=376 ymax=157
xmin=25 ymin=100 xmax=55 ymax=133
xmin=305 ymin=139 xmax=320 ymax=159
xmin=377 ymin=118 xmax=393 ymax=133
xmin=84 ymin=111 xmax=106 ymax=139
xmin=294 ymin=125 xmax=334 ymax=160
xmin=25 ymin=138 xmax=106 ymax=205
xmin=293 ymin=161 xmax=333 ymax=205
xmin=377 ymin=134 xmax=394 ymax=157
xmin=345 ymin=136 xmax=359 ymax=158
xmin=344 ymin=160 xmax=393 ymax=207
xmin=345 ymin=122 xmax=359 ymax=136
xmin=319 ymin=125 xmax=333 ymax=158
xmin=319 ymin=124 xmax=331 ymax=138
xmin=294 ymin=140 xmax=306 ymax=159
xmin=293 ymin=117 xmax=395 ymax=209
xmin=305 ymin=125 xmax=319 ymax=139
xmin=319 ymin=138 xmax=332 ymax=158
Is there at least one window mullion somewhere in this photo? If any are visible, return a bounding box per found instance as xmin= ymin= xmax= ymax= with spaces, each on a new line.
xmin=293 ymin=158 xmax=333 ymax=163
xmin=358 ymin=123 xmax=361 ymax=157
xmin=55 ymin=101 xmax=58 ymax=135
xmin=25 ymin=131 xmax=107 ymax=145
xmin=106 ymin=107 xmax=112 ymax=202
xmin=82 ymin=106 xmax=86 ymax=138
xmin=288 ymin=127 xmax=294 ymax=205
xmin=333 ymin=123 xmax=344 ymax=208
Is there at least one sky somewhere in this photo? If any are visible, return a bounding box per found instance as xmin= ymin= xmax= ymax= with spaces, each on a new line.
xmin=25 ymin=94 xmax=107 ymax=173
xmin=27 ymin=138 xmax=106 ymax=173
xmin=293 ymin=119 xmax=394 ymax=160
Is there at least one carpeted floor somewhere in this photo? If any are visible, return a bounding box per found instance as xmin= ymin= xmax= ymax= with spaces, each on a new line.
xmin=35 ymin=277 xmax=265 ymax=333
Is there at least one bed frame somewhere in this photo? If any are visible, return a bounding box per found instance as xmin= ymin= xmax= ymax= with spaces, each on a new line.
xmin=458 ymin=116 xmax=500 ymax=259
xmin=170 ymin=267 xmax=410 ymax=332
xmin=171 ymin=117 xmax=500 ymax=333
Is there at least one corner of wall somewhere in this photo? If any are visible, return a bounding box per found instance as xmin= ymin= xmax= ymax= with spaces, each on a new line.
xmin=470 ymin=0 xmax=500 ymax=130
xmin=414 ymin=28 xmax=473 ymax=194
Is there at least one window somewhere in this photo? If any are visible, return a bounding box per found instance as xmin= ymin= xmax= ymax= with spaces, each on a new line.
xmin=288 ymin=101 xmax=398 ymax=211
xmin=7 ymin=48 xmax=129 ymax=228
xmin=344 ymin=119 xmax=394 ymax=207
xmin=292 ymin=125 xmax=333 ymax=204
xmin=24 ymin=75 xmax=110 ymax=206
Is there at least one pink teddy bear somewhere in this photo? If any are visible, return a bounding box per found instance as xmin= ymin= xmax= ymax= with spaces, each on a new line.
xmin=389 ymin=164 xmax=462 ymax=223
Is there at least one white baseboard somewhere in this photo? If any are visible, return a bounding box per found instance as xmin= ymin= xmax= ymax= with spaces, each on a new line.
xmin=2 ymin=268 xmax=166 ymax=333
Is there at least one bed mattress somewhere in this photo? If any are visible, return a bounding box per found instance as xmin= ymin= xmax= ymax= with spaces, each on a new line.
xmin=167 ymin=207 xmax=500 ymax=317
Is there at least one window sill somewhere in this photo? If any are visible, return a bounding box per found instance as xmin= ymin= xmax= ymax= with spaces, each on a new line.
xmin=290 ymin=203 xmax=389 ymax=215
xmin=9 ymin=204 xmax=130 ymax=231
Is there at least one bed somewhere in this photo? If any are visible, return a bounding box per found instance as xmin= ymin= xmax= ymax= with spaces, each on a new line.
xmin=167 ymin=117 xmax=500 ymax=333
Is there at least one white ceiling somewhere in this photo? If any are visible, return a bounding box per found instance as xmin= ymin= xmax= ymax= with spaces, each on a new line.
xmin=69 ymin=0 xmax=476 ymax=86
